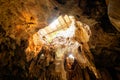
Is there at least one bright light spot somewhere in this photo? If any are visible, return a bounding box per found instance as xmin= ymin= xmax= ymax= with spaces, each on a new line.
xmin=49 ymin=19 xmax=59 ymax=29
xmin=69 ymin=16 xmax=75 ymax=19
xmin=38 ymin=15 xmax=77 ymax=42
xmin=41 ymin=54 xmax=44 ymax=57
xmin=68 ymin=54 xmax=74 ymax=60
xmin=56 ymin=23 xmax=76 ymax=38
xmin=40 ymin=54 xmax=45 ymax=59
xmin=69 ymin=16 xmax=75 ymax=21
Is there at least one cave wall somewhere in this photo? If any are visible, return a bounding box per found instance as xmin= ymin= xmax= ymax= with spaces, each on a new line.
xmin=0 ymin=0 xmax=57 ymax=79
xmin=0 ymin=0 xmax=120 ymax=80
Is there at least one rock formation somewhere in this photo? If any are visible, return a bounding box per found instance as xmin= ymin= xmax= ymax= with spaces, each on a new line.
xmin=0 ymin=0 xmax=120 ymax=80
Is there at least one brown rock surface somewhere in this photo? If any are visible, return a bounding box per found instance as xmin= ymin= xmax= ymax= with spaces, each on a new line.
xmin=0 ymin=0 xmax=120 ymax=80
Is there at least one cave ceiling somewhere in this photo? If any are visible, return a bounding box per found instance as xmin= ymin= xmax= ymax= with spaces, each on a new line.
xmin=0 ymin=0 xmax=120 ymax=80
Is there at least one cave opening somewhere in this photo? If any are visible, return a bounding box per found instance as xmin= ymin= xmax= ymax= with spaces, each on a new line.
xmin=0 ymin=0 xmax=120 ymax=80
xmin=26 ymin=14 xmax=101 ymax=80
